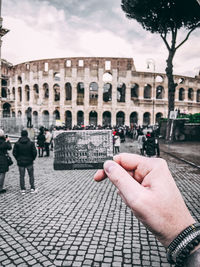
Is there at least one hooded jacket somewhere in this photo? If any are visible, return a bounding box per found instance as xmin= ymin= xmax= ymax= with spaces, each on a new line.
xmin=13 ymin=136 xmax=37 ymax=167
xmin=0 ymin=137 xmax=12 ymax=173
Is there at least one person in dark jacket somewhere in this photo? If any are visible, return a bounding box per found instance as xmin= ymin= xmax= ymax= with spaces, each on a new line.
xmin=0 ymin=129 xmax=12 ymax=194
xmin=144 ymin=132 xmax=157 ymax=157
xmin=13 ymin=130 xmax=37 ymax=195
xmin=37 ymin=128 xmax=45 ymax=157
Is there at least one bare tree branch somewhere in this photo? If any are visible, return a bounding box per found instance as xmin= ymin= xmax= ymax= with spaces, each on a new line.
xmin=160 ymin=33 xmax=170 ymax=51
xmin=175 ymin=24 xmax=200 ymax=50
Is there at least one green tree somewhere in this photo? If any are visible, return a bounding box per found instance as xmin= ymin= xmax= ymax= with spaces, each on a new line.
xmin=121 ymin=0 xmax=200 ymax=139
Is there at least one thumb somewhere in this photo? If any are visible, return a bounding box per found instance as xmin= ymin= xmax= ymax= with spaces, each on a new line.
xmin=104 ymin=160 xmax=145 ymax=205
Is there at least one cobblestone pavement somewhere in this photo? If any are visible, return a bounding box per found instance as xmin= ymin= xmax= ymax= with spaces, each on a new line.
xmin=0 ymin=139 xmax=200 ymax=267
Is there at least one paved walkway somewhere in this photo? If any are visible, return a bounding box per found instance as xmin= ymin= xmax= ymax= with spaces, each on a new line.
xmin=0 ymin=140 xmax=200 ymax=266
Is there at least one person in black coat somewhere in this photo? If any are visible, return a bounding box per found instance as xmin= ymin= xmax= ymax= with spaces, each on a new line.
xmin=144 ymin=132 xmax=157 ymax=157
xmin=37 ymin=128 xmax=45 ymax=157
xmin=0 ymin=129 xmax=12 ymax=194
xmin=13 ymin=130 xmax=37 ymax=194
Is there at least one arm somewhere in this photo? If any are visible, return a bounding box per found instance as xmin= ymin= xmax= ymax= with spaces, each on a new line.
xmin=12 ymin=143 xmax=18 ymax=159
xmin=32 ymin=142 xmax=37 ymax=160
xmin=94 ymin=153 xmax=199 ymax=266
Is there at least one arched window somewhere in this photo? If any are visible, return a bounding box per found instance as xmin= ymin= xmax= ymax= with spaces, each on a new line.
xmin=117 ymin=83 xmax=126 ymax=102
xmin=53 ymin=110 xmax=60 ymax=120
xmin=65 ymin=83 xmax=72 ymax=100
xmin=144 ymin=84 xmax=152 ymax=99
xmin=143 ymin=112 xmax=151 ymax=125
xmin=54 ymin=72 xmax=60 ymax=81
xmin=18 ymin=110 xmax=22 ymax=117
xmin=156 ymin=112 xmax=163 ymax=123
xmin=131 ymin=83 xmax=139 ymax=98
xmin=102 ymin=111 xmax=111 ymax=127
xmin=33 ymin=111 xmax=38 ymax=128
xmin=197 ymin=89 xmax=200 ymax=102
xmin=103 ymin=83 xmax=112 ymax=102
xmin=89 ymin=82 xmax=98 ymax=105
xmin=156 ymin=85 xmax=164 ymax=99
xmin=43 ymin=83 xmax=49 ymax=99
xmin=2 ymin=103 xmax=11 ymax=118
xmin=130 ymin=112 xmax=138 ymax=125
xmin=89 ymin=111 xmax=98 ymax=126
xmin=116 ymin=111 xmax=125 ymax=126
xmin=179 ymin=88 xmax=185 ymax=101
xmin=42 ymin=110 xmax=49 ymax=128
xmin=77 ymin=111 xmax=84 ymax=126
xmin=33 ymin=84 xmax=39 ymax=101
xmin=25 ymin=85 xmax=30 ymax=101
xmin=1 ymin=87 xmax=7 ymax=98
xmin=12 ymin=87 xmax=15 ymax=100
xmin=65 ymin=111 xmax=72 ymax=129
xmin=53 ymin=84 xmax=60 ymax=101
xmin=18 ymin=87 xmax=22 ymax=102
xmin=188 ymin=88 xmax=194 ymax=101
xmin=77 ymin=82 xmax=84 ymax=105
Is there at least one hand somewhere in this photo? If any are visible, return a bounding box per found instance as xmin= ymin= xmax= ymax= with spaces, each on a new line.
xmin=94 ymin=153 xmax=195 ymax=247
xmin=6 ymin=137 xmax=10 ymax=142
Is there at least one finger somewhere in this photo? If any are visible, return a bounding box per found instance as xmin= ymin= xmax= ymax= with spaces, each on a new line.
xmin=93 ymin=169 xmax=107 ymax=182
xmin=113 ymin=153 xmax=152 ymax=183
xmin=104 ymin=160 xmax=145 ymax=205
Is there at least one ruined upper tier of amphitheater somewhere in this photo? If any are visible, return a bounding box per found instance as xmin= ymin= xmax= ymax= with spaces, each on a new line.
xmin=1 ymin=57 xmax=200 ymax=128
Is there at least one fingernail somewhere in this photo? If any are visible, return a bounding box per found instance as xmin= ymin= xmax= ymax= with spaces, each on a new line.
xmin=104 ymin=160 xmax=115 ymax=174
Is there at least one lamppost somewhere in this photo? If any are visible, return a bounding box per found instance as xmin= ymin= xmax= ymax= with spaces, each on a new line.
xmin=146 ymin=58 xmax=156 ymax=125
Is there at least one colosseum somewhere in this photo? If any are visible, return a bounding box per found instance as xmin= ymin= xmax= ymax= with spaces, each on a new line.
xmin=1 ymin=57 xmax=200 ymax=129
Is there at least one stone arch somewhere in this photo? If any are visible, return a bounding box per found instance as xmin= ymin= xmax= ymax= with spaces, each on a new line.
xmin=77 ymin=111 xmax=84 ymax=126
xmin=77 ymin=82 xmax=84 ymax=105
xmin=53 ymin=84 xmax=60 ymax=101
xmin=178 ymin=77 xmax=185 ymax=84
xmin=179 ymin=88 xmax=185 ymax=101
xmin=197 ymin=89 xmax=200 ymax=102
xmin=155 ymin=75 xmax=164 ymax=83
xmin=18 ymin=75 xmax=22 ymax=84
xmin=103 ymin=72 xmax=113 ymax=83
xmin=116 ymin=111 xmax=125 ymax=126
xmin=156 ymin=85 xmax=164 ymax=99
xmin=89 ymin=82 xmax=98 ymax=105
xmin=65 ymin=110 xmax=72 ymax=129
xmin=54 ymin=72 xmax=60 ymax=81
xmin=18 ymin=110 xmax=22 ymax=117
xmin=143 ymin=112 xmax=151 ymax=125
xmin=18 ymin=87 xmax=22 ymax=102
xmin=131 ymin=83 xmax=139 ymax=98
xmin=65 ymin=82 xmax=72 ymax=101
xmin=156 ymin=112 xmax=163 ymax=123
xmin=53 ymin=110 xmax=60 ymax=120
xmin=43 ymin=83 xmax=49 ymax=99
xmin=89 ymin=111 xmax=98 ymax=126
xmin=42 ymin=110 xmax=49 ymax=128
xmin=25 ymin=85 xmax=30 ymax=101
xmin=33 ymin=84 xmax=39 ymax=101
xmin=144 ymin=84 xmax=152 ymax=99
xmin=2 ymin=103 xmax=11 ymax=117
xmin=103 ymin=83 xmax=112 ymax=102
xmin=102 ymin=111 xmax=111 ymax=127
xmin=33 ymin=111 xmax=38 ymax=127
xmin=12 ymin=87 xmax=15 ymax=100
xmin=188 ymin=88 xmax=194 ymax=101
xmin=117 ymin=83 xmax=126 ymax=102
xmin=1 ymin=83 xmax=7 ymax=98
xmin=130 ymin=112 xmax=138 ymax=125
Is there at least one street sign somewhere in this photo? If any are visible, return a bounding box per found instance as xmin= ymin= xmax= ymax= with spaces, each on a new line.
xmin=169 ymin=111 xmax=178 ymax=120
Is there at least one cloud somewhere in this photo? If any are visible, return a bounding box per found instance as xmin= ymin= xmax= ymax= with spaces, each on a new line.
xmin=1 ymin=0 xmax=200 ymax=77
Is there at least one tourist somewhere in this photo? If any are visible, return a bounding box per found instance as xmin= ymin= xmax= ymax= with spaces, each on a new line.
xmin=114 ymin=132 xmax=121 ymax=154
xmin=44 ymin=128 xmax=52 ymax=157
xmin=0 ymin=129 xmax=12 ymax=194
xmin=137 ymin=130 xmax=146 ymax=155
xmin=37 ymin=127 xmax=45 ymax=157
xmin=94 ymin=153 xmax=200 ymax=267
xmin=13 ymin=130 xmax=37 ymax=194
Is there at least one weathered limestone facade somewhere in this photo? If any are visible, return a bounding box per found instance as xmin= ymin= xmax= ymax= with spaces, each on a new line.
xmin=1 ymin=57 xmax=200 ymax=128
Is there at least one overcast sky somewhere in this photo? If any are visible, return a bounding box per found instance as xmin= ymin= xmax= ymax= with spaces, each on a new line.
xmin=1 ymin=0 xmax=200 ymax=77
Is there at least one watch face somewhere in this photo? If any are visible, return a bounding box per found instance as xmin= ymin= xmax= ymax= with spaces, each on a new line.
xmin=53 ymin=130 xmax=113 ymax=170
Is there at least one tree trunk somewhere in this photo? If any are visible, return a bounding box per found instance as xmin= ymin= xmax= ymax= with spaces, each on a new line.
xmin=165 ymin=50 xmax=177 ymax=140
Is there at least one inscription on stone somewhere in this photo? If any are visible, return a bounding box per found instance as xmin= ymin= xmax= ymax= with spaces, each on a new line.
xmin=54 ymin=130 xmax=113 ymax=170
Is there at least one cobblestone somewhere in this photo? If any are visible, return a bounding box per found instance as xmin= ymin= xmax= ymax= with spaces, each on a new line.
xmin=0 ymin=139 xmax=199 ymax=266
